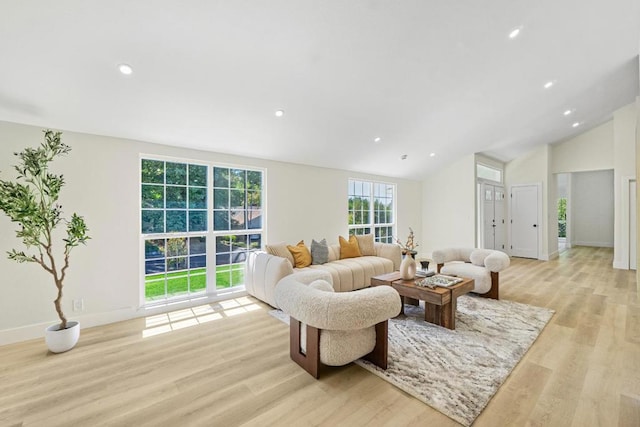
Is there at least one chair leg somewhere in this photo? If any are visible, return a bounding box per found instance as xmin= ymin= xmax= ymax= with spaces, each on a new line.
xmin=363 ymin=320 xmax=389 ymax=369
xmin=290 ymin=317 xmax=321 ymax=378
xmin=479 ymin=272 xmax=499 ymax=299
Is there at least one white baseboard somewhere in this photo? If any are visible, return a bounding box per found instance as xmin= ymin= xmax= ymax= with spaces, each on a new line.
xmin=0 ymin=289 xmax=249 ymax=347
xmin=547 ymin=251 xmax=559 ymax=260
xmin=613 ymin=260 xmax=629 ymax=270
xmin=0 ymin=306 xmax=138 ymax=347
xmin=572 ymin=241 xmax=614 ymax=248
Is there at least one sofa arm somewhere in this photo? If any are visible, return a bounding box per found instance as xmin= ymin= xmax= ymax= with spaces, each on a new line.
xmin=480 ymin=250 xmax=510 ymax=272
xmin=432 ymin=247 xmax=474 ymax=264
xmin=275 ymin=277 xmax=401 ymax=330
xmin=245 ymin=251 xmax=294 ymax=308
xmin=374 ymin=242 xmax=402 ymax=270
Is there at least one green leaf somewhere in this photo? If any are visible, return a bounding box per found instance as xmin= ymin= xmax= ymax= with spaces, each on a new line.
xmin=7 ymin=250 xmax=37 ymax=263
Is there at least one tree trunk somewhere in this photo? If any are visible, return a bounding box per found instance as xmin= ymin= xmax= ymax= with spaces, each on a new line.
xmin=54 ymin=278 xmax=67 ymax=329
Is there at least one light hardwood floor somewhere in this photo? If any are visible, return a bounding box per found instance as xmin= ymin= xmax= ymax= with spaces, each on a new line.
xmin=1 ymin=246 xmax=639 ymax=426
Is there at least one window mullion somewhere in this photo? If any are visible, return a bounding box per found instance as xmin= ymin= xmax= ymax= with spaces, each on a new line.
xmin=206 ymin=164 xmax=215 ymax=295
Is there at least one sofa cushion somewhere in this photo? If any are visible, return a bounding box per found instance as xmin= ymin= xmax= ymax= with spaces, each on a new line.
xmin=265 ymin=242 xmax=295 ymax=267
xmin=355 ymin=234 xmax=375 ymax=256
xmin=287 ymin=240 xmax=312 ymax=268
xmin=339 ymin=235 xmax=362 ymax=259
xmin=311 ymin=238 xmax=329 ymax=265
xmin=440 ymin=263 xmax=492 ymax=294
xmin=299 ymin=255 xmax=394 ymax=292
xmin=327 ymin=244 xmax=340 ymax=262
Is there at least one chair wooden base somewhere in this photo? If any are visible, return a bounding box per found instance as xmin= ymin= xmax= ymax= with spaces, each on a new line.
xmin=289 ymin=318 xmax=389 ymax=378
xmin=437 ymin=263 xmax=499 ymax=300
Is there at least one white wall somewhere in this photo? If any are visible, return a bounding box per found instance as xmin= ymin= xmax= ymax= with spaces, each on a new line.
xmin=0 ymin=120 xmax=422 ymax=344
xmin=421 ymin=154 xmax=476 ymax=257
xmin=571 ymin=170 xmax=614 ymax=247
xmin=505 ymin=145 xmax=552 ymax=259
xmin=551 ymin=121 xmax=614 ymax=173
xmin=612 ymin=103 xmax=637 ymax=268
xmin=557 ymin=173 xmax=568 ymax=198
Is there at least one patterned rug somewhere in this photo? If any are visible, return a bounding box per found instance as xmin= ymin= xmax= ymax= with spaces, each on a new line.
xmin=270 ymin=295 xmax=554 ymax=426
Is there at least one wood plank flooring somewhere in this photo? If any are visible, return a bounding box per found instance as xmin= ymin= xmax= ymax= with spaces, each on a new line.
xmin=0 ymin=246 xmax=638 ymax=426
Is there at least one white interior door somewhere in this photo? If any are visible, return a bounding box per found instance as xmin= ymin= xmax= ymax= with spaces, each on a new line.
xmin=482 ymin=183 xmax=495 ymax=249
xmin=511 ymin=185 xmax=539 ymax=259
xmin=481 ymin=183 xmax=506 ymax=251
xmin=631 ymin=180 xmax=637 ymax=270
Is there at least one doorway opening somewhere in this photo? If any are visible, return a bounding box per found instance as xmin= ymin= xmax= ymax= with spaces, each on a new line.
xmin=558 ymin=197 xmax=567 ymax=252
xmin=556 ymin=173 xmax=570 ymax=253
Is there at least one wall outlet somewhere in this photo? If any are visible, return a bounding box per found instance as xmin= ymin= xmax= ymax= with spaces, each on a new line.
xmin=72 ymin=299 xmax=84 ymax=312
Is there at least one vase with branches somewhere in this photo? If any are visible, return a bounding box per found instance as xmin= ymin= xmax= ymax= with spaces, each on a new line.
xmin=0 ymin=130 xmax=90 ymax=331
xmin=396 ymin=227 xmax=419 ymax=258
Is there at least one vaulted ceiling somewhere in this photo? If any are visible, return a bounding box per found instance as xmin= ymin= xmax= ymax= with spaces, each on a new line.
xmin=1 ymin=1 xmax=639 ymax=180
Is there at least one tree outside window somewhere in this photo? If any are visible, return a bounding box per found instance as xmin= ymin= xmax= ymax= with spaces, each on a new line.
xmin=348 ymin=179 xmax=395 ymax=243
xmin=558 ymin=198 xmax=567 ymax=238
xmin=141 ymin=159 xmax=264 ymax=302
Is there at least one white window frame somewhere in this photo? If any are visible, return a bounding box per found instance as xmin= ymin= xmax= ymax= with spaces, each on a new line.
xmin=476 ymin=162 xmax=503 ymax=184
xmin=139 ymin=154 xmax=265 ymax=307
xmin=347 ymin=178 xmax=396 ymax=243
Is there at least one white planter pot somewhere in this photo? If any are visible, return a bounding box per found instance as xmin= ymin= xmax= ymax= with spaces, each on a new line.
xmin=45 ymin=321 xmax=80 ymax=353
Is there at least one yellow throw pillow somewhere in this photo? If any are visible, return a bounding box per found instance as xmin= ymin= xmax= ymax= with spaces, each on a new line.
xmin=287 ymin=240 xmax=312 ymax=268
xmin=339 ymin=235 xmax=362 ymax=259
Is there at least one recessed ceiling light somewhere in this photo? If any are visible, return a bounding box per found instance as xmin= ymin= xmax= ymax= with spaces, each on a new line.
xmin=118 ymin=64 xmax=133 ymax=75
xmin=508 ymin=27 xmax=522 ymax=39
xmin=429 ymin=152 xmax=436 ymax=157
xmin=401 ymin=154 xmax=408 ymax=160
xmin=563 ymin=109 xmax=573 ymax=116
xmin=374 ymin=137 xmax=381 ymax=143
xmin=275 ymin=109 xmax=285 ymax=117
xmin=543 ymin=81 xmax=554 ymax=89
xmin=572 ymin=122 xmax=580 ymax=128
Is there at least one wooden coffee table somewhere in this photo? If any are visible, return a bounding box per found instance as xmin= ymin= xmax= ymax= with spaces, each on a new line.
xmin=371 ymin=272 xmax=474 ymax=330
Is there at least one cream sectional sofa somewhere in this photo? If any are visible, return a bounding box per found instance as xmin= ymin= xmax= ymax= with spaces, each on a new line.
xmin=245 ymin=242 xmax=402 ymax=308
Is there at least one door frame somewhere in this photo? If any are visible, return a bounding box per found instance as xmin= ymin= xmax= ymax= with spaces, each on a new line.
xmin=477 ymin=181 xmax=506 ymax=251
xmin=616 ymin=175 xmax=636 ymax=269
xmin=508 ymin=182 xmax=543 ymax=260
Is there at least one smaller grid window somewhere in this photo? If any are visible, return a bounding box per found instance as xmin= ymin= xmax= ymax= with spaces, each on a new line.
xmin=348 ymin=179 xmax=395 ymax=243
xmin=144 ymin=236 xmax=207 ymax=300
xmin=213 ymin=167 xmax=262 ymax=231
xmin=215 ymin=234 xmax=262 ymax=289
xmin=141 ymin=160 xmax=208 ymax=234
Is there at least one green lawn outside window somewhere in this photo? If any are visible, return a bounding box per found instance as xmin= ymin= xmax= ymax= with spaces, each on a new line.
xmin=145 ymin=264 xmax=244 ymax=300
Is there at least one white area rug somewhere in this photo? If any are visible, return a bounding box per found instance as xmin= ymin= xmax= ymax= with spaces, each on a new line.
xmin=270 ymin=295 xmax=554 ymax=426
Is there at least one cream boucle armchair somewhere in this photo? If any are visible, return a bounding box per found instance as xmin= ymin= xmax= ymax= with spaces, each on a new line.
xmin=431 ymin=248 xmax=510 ymax=299
xmin=275 ymin=271 xmax=401 ymax=378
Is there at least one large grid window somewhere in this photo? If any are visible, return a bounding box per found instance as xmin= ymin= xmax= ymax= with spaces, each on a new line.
xmin=141 ymin=159 xmax=263 ymax=303
xmin=348 ymin=179 xmax=395 ymax=243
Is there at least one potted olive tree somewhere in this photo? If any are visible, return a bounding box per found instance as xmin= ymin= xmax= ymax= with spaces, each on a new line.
xmin=0 ymin=130 xmax=89 ymax=352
